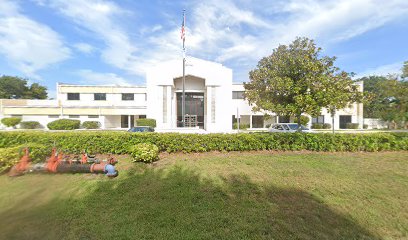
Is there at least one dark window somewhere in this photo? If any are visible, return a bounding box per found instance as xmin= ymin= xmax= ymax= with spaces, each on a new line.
xmin=122 ymin=93 xmax=134 ymax=101
xmin=252 ymin=116 xmax=264 ymax=128
xmin=67 ymin=93 xmax=80 ymax=100
xmin=69 ymin=115 xmax=80 ymax=118
xmin=139 ymin=115 xmax=146 ymax=119
xmin=94 ymin=93 xmax=106 ymax=101
xmin=232 ymin=91 xmax=244 ymax=99
xmin=339 ymin=115 xmax=352 ymax=129
xmin=48 ymin=115 xmax=59 ymax=118
xmin=312 ymin=115 xmax=325 ymax=124
xmin=88 ymin=115 xmax=99 ymax=118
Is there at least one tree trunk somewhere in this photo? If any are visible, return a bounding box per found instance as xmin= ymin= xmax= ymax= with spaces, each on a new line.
xmin=296 ymin=114 xmax=301 ymax=132
xmin=331 ymin=111 xmax=335 ymax=134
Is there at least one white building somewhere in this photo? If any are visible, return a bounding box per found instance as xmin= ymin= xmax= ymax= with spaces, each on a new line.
xmin=0 ymin=57 xmax=363 ymax=132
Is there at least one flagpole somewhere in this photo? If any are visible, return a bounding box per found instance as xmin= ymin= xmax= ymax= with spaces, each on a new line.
xmin=182 ymin=9 xmax=186 ymax=127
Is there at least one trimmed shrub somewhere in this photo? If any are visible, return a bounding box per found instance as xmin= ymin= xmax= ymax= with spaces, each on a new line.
xmin=363 ymin=124 xmax=368 ymax=129
xmin=82 ymin=121 xmax=101 ymax=129
xmin=294 ymin=115 xmax=310 ymax=126
xmin=1 ymin=117 xmax=22 ymax=128
xmin=346 ymin=123 xmax=359 ymax=129
xmin=233 ymin=123 xmax=250 ymax=129
xmin=0 ymin=132 xmax=406 ymax=154
xmin=311 ymin=123 xmax=331 ymax=129
xmin=323 ymin=123 xmax=331 ymax=129
xmin=129 ymin=143 xmax=159 ymax=163
xmin=136 ymin=118 xmax=156 ymax=128
xmin=311 ymin=123 xmax=323 ymax=129
xmin=20 ymin=121 xmax=42 ymax=129
xmin=47 ymin=119 xmax=80 ymax=130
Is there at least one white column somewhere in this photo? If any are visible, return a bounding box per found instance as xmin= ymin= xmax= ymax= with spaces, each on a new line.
xmin=128 ymin=115 xmax=131 ymax=128
xmin=250 ymin=114 xmax=253 ymax=129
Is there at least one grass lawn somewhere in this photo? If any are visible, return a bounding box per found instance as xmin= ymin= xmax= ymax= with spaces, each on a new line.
xmin=0 ymin=151 xmax=407 ymax=239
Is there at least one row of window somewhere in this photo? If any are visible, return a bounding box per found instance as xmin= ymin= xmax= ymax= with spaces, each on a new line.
xmin=67 ymin=93 xmax=146 ymax=101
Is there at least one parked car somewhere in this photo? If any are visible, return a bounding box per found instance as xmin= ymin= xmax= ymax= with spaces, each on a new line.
xmin=127 ymin=126 xmax=155 ymax=132
xmin=268 ymin=123 xmax=311 ymax=133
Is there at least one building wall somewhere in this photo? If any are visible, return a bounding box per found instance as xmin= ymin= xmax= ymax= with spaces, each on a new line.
xmin=0 ymin=59 xmax=364 ymax=131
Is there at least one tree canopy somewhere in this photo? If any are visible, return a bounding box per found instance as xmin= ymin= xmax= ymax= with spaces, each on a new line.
xmin=244 ymin=37 xmax=364 ymax=130
xmin=0 ymin=75 xmax=47 ymax=99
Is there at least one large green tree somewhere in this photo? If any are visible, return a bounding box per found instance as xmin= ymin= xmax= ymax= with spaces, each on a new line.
xmin=0 ymin=75 xmax=47 ymax=99
xmin=244 ymin=37 xmax=363 ymax=131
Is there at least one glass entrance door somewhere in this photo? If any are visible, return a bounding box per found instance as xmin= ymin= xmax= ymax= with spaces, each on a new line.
xmin=177 ymin=92 xmax=205 ymax=128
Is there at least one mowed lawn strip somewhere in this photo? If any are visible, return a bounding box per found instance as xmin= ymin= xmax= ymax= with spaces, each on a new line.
xmin=0 ymin=151 xmax=407 ymax=239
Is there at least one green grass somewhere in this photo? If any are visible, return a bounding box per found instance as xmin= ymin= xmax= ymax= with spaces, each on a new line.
xmin=0 ymin=151 xmax=407 ymax=239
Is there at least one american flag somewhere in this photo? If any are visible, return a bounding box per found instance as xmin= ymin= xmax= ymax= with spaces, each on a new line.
xmin=180 ymin=11 xmax=185 ymax=42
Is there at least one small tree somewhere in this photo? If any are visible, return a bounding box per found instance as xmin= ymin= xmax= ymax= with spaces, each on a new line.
xmin=244 ymin=37 xmax=364 ymax=132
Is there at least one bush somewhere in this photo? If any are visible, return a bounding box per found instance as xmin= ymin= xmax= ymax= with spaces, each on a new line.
xmin=0 ymin=132 xmax=406 ymax=154
xmin=294 ymin=115 xmax=310 ymax=126
xmin=47 ymin=119 xmax=81 ymax=130
xmin=233 ymin=122 xmax=250 ymax=129
xmin=363 ymin=124 xmax=368 ymax=129
xmin=346 ymin=123 xmax=359 ymax=129
xmin=136 ymin=118 xmax=156 ymax=128
xmin=323 ymin=123 xmax=331 ymax=129
xmin=311 ymin=123 xmax=323 ymax=129
xmin=311 ymin=123 xmax=331 ymax=129
xmin=82 ymin=121 xmax=101 ymax=129
xmin=20 ymin=121 xmax=42 ymax=129
xmin=1 ymin=117 xmax=22 ymax=128
xmin=129 ymin=143 xmax=159 ymax=163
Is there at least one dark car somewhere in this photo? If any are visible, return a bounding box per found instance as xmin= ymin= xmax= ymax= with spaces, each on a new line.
xmin=127 ymin=126 xmax=155 ymax=132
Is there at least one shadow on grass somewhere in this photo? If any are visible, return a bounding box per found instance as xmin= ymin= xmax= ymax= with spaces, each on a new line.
xmin=0 ymin=166 xmax=379 ymax=240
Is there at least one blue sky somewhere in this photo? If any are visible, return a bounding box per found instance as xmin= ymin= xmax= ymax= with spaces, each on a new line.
xmin=0 ymin=0 xmax=407 ymax=98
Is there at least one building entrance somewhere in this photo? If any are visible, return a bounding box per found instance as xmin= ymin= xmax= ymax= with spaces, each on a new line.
xmin=176 ymin=92 xmax=204 ymax=128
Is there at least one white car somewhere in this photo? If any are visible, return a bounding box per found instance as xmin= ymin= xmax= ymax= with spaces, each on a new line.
xmin=268 ymin=123 xmax=312 ymax=133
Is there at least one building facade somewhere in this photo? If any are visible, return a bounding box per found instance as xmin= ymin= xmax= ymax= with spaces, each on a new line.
xmin=0 ymin=57 xmax=364 ymax=132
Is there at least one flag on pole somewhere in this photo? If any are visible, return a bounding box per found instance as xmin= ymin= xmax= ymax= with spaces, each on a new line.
xmin=180 ymin=11 xmax=185 ymax=43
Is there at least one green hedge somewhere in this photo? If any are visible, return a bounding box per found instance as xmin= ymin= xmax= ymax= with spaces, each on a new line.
xmin=136 ymin=118 xmax=156 ymax=128
xmin=0 ymin=143 xmax=51 ymax=173
xmin=0 ymin=132 xmax=407 ymax=154
xmin=20 ymin=121 xmax=42 ymax=129
xmin=47 ymin=119 xmax=81 ymax=130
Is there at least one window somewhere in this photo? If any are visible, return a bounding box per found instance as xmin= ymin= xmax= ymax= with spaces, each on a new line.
xmin=122 ymin=93 xmax=134 ymax=101
xmin=94 ymin=93 xmax=106 ymax=101
xmin=139 ymin=115 xmax=146 ymax=119
xmin=88 ymin=115 xmax=99 ymax=118
xmin=312 ymin=115 xmax=325 ymax=124
xmin=232 ymin=91 xmax=244 ymax=99
xmin=67 ymin=93 xmax=80 ymax=100
xmin=48 ymin=115 xmax=59 ymax=118
xmin=69 ymin=115 xmax=80 ymax=118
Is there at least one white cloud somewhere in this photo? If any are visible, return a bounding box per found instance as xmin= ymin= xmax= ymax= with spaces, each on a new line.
xmin=32 ymin=0 xmax=408 ymax=82
xmin=357 ymin=61 xmax=403 ymax=77
xmin=73 ymin=43 xmax=95 ymax=54
xmin=76 ymin=69 xmax=131 ymax=85
xmin=0 ymin=1 xmax=70 ymax=78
